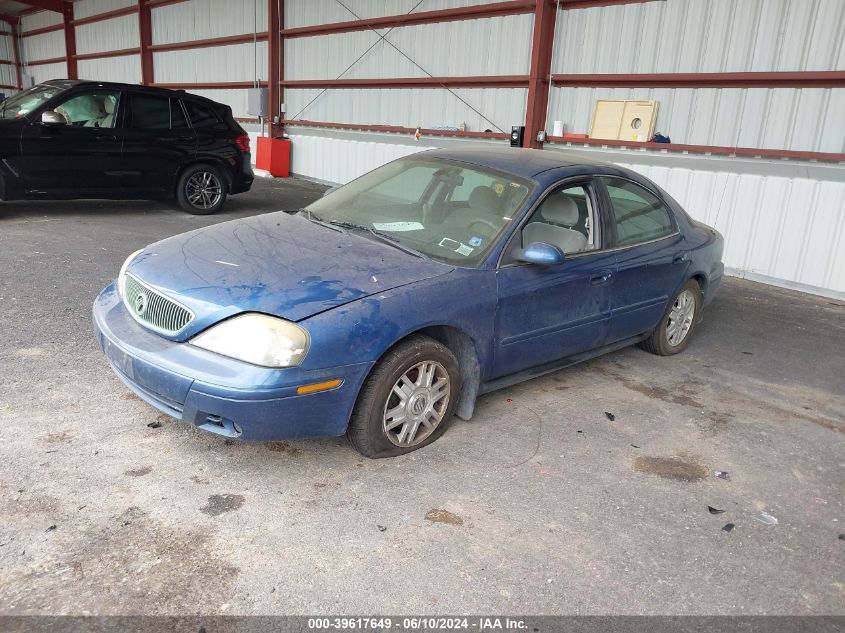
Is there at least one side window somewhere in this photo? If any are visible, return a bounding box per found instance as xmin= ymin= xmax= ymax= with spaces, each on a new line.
xmin=53 ymin=91 xmax=120 ymax=128
xmin=171 ymin=100 xmax=189 ymax=129
xmin=521 ymin=183 xmax=598 ymax=255
xmin=130 ymin=94 xmax=170 ymax=129
xmin=602 ymin=177 xmax=675 ymax=246
xmin=185 ymin=101 xmax=223 ymax=129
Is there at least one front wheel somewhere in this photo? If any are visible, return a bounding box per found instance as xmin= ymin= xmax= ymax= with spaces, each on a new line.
xmin=347 ymin=336 xmax=462 ymax=458
xmin=176 ymin=164 xmax=227 ymax=215
xmin=640 ymin=279 xmax=702 ymax=356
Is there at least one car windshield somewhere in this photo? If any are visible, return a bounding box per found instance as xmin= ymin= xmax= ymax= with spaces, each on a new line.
xmin=305 ymin=157 xmax=534 ymax=266
xmin=0 ymin=84 xmax=64 ymax=119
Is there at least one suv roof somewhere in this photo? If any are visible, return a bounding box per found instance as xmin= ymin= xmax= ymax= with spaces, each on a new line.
xmin=40 ymin=79 xmax=219 ymax=106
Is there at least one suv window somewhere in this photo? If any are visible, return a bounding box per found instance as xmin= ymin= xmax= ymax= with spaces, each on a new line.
xmin=185 ymin=101 xmax=222 ymax=129
xmin=53 ymin=91 xmax=120 ymax=128
xmin=130 ymin=94 xmax=169 ymax=129
xmin=602 ymin=177 xmax=674 ymax=246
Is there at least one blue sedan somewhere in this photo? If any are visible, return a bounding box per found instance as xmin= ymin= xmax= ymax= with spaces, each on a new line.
xmin=93 ymin=148 xmax=724 ymax=457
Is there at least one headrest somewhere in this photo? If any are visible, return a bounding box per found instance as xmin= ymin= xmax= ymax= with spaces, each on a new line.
xmin=103 ymin=97 xmax=115 ymax=114
xmin=468 ymin=186 xmax=499 ymax=210
xmin=541 ymin=195 xmax=579 ymax=226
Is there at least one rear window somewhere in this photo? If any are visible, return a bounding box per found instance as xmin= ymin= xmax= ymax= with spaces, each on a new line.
xmin=130 ymin=94 xmax=170 ymax=129
xmin=185 ymin=101 xmax=224 ymax=129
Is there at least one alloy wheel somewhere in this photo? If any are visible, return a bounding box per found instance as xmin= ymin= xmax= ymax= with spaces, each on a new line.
xmin=186 ymin=171 xmax=223 ymax=210
xmin=382 ymin=361 xmax=450 ymax=447
xmin=667 ymin=289 xmax=696 ymax=346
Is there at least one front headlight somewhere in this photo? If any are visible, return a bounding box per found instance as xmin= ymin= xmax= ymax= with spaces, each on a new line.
xmin=190 ymin=313 xmax=310 ymax=368
xmin=118 ymin=248 xmax=144 ymax=298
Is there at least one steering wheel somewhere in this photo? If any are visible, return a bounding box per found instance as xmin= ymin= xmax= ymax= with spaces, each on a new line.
xmin=467 ymin=218 xmax=499 ymax=236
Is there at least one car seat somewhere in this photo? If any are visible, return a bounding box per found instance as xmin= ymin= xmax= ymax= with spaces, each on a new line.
xmin=522 ymin=195 xmax=588 ymax=254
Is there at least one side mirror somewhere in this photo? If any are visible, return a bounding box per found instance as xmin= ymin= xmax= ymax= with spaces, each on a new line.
xmin=41 ymin=110 xmax=66 ymax=126
xmin=518 ymin=242 xmax=565 ymax=265
xmin=322 ymin=185 xmax=339 ymax=198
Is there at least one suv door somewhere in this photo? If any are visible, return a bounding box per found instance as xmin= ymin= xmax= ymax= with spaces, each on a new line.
xmin=493 ymin=177 xmax=616 ymax=378
xmin=121 ymin=93 xmax=196 ymax=194
xmin=598 ymin=176 xmax=690 ymax=343
xmin=17 ymin=89 xmax=124 ymax=195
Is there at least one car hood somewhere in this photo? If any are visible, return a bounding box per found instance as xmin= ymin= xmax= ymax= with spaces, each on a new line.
xmin=127 ymin=211 xmax=453 ymax=340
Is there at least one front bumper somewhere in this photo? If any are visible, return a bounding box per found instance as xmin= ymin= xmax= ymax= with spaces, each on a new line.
xmin=92 ymin=282 xmax=372 ymax=441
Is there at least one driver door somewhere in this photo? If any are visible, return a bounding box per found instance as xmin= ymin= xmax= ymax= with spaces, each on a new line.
xmin=18 ymin=89 xmax=125 ymax=196
xmin=492 ymin=178 xmax=616 ymax=378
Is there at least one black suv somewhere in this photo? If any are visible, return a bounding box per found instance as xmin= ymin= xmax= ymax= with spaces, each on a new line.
xmin=0 ymin=80 xmax=254 ymax=214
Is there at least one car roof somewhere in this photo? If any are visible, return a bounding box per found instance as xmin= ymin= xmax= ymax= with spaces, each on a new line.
xmin=417 ymin=146 xmax=618 ymax=179
xmin=39 ymin=79 xmax=216 ymax=105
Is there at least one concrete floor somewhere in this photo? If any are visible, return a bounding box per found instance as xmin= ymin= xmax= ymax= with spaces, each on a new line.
xmin=0 ymin=178 xmax=843 ymax=615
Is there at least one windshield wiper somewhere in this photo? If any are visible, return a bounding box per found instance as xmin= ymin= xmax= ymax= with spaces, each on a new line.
xmin=365 ymin=228 xmax=429 ymax=260
xmin=299 ymin=209 xmax=345 ymax=233
xmin=310 ymin=217 xmax=428 ymax=259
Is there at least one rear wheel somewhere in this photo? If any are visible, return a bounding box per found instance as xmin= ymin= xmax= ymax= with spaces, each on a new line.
xmin=347 ymin=336 xmax=461 ymax=458
xmin=176 ymin=164 xmax=227 ymax=215
xmin=640 ymin=279 xmax=702 ymax=356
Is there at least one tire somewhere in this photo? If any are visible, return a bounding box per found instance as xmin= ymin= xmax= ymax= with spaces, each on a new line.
xmin=640 ymin=279 xmax=702 ymax=356
xmin=176 ymin=164 xmax=227 ymax=215
xmin=347 ymin=335 xmax=462 ymax=458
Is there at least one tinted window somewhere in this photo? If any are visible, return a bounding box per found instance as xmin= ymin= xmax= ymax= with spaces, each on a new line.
xmin=602 ymin=177 xmax=674 ymax=246
xmin=53 ymin=91 xmax=120 ymax=128
xmin=185 ymin=101 xmax=222 ymax=129
xmin=171 ymin=100 xmax=189 ymax=128
xmin=131 ymin=94 xmax=170 ymax=129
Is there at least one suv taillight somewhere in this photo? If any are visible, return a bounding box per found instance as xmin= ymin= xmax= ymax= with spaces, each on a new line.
xmin=235 ymin=134 xmax=250 ymax=153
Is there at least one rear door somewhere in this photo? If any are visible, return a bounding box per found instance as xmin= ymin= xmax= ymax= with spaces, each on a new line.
xmin=599 ymin=176 xmax=690 ymax=343
xmin=121 ymin=92 xmax=196 ymax=194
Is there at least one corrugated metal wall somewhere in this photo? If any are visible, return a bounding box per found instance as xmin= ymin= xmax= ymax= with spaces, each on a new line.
xmin=0 ymin=30 xmax=17 ymax=91
xmin=20 ymin=10 xmax=65 ymax=86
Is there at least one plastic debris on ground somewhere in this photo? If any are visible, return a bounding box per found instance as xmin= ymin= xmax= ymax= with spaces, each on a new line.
xmin=715 ymin=471 xmax=731 ymax=481
xmin=147 ymin=420 xmax=162 ymax=429
xmin=753 ymin=512 xmax=779 ymax=526
xmin=722 ymin=523 xmax=735 ymax=533
xmin=604 ymin=412 xmax=615 ymax=421
xmin=708 ymin=506 xmax=726 ymax=515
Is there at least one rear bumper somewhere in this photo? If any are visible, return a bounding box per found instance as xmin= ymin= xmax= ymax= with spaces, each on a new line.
xmin=704 ymin=263 xmax=725 ymax=305
xmin=230 ymin=154 xmax=254 ymax=194
xmin=93 ymin=282 xmax=372 ymax=441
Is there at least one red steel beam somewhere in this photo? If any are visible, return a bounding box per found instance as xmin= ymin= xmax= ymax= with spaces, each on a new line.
xmin=10 ymin=19 xmax=22 ymax=88
xmin=281 ymin=0 xmax=535 ymax=38
xmin=546 ymin=136 xmax=845 ymax=163
xmin=26 ymin=55 xmax=66 ymax=66
xmin=62 ymin=1 xmax=76 ymax=79
xmin=268 ymin=0 xmax=281 ymax=133
xmin=20 ymin=23 xmax=63 ymax=37
xmin=283 ymin=119 xmax=510 ymax=140
xmin=146 ymin=0 xmax=189 ymax=7
xmin=151 ymin=81 xmax=269 ymax=89
xmin=148 ymin=32 xmax=268 ymax=53
xmin=0 ymin=83 xmax=18 ymax=90
xmin=523 ymin=0 xmax=556 ymax=148
xmin=138 ymin=0 xmax=153 ymax=84
xmin=14 ymin=0 xmax=65 ymax=13
xmin=0 ymin=60 xmax=13 ymax=66
xmin=560 ymin=0 xmax=664 ymax=8
xmin=72 ymin=5 xmax=138 ymax=27
xmin=551 ymin=71 xmax=845 ymax=88
xmin=280 ymin=76 xmax=529 ymax=89
xmin=74 ymin=47 xmax=140 ymax=61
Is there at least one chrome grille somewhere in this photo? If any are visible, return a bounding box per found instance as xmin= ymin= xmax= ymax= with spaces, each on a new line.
xmin=123 ymin=273 xmax=193 ymax=335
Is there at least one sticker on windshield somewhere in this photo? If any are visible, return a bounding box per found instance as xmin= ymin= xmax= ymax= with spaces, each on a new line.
xmin=456 ymin=244 xmax=474 ymax=257
xmin=468 ymin=236 xmax=484 ymax=248
xmin=372 ymin=221 xmax=424 ymax=232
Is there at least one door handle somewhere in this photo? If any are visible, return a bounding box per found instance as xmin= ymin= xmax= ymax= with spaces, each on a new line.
xmin=590 ymin=270 xmax=613 ymax=285
xmin=673 ymin=252 xmax=690 ymax=264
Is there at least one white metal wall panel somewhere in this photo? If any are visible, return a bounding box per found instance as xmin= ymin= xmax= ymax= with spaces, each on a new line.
xmin=0 ymin=33 xmax=15 ymax=62
xmin=22 ymin=31 xmax=65 ymax=62
xmin=75 ymin=14 xmax=140 ymax=55
xmin=285 ymin=87 xmax=526 ymax=133
xmin=73 ymin=0 xmax=136 ymax=20
xmin=285 ymin=0 xmax=517 ymax=29
xmin=78 ymin=54 xmax=141 ymax=84
xmin=553 ymin=0 xmax=845 ymax=74
xmin=152 ymin=0 xmax=268 ymax=45
xmin=546 ymin=87 xmax=845 ymax=154
xmin=154 ymin=42 xmax=267 ymax=83
xmin=26 ymin=61 xmax=67 ymax=85
xmin=21 ymin=11 xmax=62 ymax=31
xmin=288 ymin=132 xmax=427 ymax=184
xmin=285 ymin=15 xmax=533 ymax=80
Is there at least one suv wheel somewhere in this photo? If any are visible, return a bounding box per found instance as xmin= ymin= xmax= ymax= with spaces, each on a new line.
xmin=177 ymin=164 xmax=227 ymax=214
xmin=640 ymin=279 xmax=702 ymax=356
